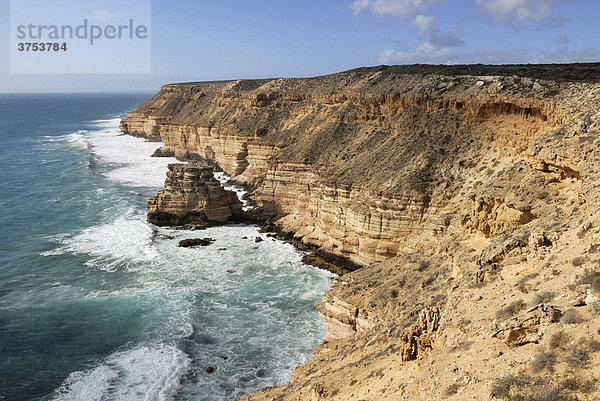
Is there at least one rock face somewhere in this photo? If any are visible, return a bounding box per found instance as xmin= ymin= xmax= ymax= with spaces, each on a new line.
xmin=123 ymin=65 xmax=600 ymax=264
xmin=122 ymin=64 xmax=600 ymax=401
xmin=315 ymin=293 xmax=373 ymax=341
xmin=147 ymin=163 xmax=242 ymax=226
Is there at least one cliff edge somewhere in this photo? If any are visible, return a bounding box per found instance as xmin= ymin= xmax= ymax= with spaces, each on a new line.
xmin=121 ymin=64 xmax=600 ymax=401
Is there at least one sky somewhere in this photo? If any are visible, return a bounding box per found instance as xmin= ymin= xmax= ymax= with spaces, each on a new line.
xmin=1 ymin=0 xmax=599 ymax=92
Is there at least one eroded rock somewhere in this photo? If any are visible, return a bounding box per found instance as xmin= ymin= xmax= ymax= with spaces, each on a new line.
xmin=493 ymin=304 xmax=562 ymax=346
xmin=147 ymin=163 xmax=242 ymax=226
xmin=178 ymin=237 xmax=215 ymax=247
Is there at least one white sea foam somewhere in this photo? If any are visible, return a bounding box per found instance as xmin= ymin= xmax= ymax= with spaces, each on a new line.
xmin=39 ymin=131 xmax=89 ymax=150
xmin=89 ymin=117 xmax=123 ymax=128
xmin=51 ymin=345 xmax=191 ymax=401
xmin=214 ymin=171 xmax=253 ymax=211
xmin=45 ymin=210 xmax=159 ymax=271
xmin=41 ymin=117 xmax=176 ymax=188
xmin=40 ymin=115 xmax=333 ymax=401
xmin=43 ymin=221 xmax=333 ymax=400
xmin=84 ymin=119 xmax=177 ymax=188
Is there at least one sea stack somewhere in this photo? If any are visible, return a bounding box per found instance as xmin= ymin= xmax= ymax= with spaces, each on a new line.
xmin=147 ymin=163 xmax=242 ymax=226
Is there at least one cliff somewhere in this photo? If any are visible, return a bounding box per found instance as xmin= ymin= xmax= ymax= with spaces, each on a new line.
xmin=121 ymin=64 xmax=600 ymax=400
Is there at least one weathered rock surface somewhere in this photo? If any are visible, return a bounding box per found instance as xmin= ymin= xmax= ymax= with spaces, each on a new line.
xmin=178 ymin=237 xmax=215 ymax=247
xmin=493 ymin=304 xmax=562 ymax=346
xmin=147 ymin=163 xmax=242 ymax=226
xmin=121 ymin=64 xmax=600 ymax=401
xmin=123 ymin=65 xmax=600 ymax=264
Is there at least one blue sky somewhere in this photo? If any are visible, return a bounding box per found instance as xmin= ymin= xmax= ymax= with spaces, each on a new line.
xmin=1 ymin=0 xmax=599 ymax=92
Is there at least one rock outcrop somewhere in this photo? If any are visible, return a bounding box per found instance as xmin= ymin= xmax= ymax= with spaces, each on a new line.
xmin=493 ymin=304 xmax=562 ymax=347
xmin=122 ymin=64 xmax=600 ymax=401
xmin=147 ymin=163 xmax=242 ymax=226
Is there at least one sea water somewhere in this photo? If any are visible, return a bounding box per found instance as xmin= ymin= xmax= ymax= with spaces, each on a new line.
xmin=0 ymin=93 xmax=333 ymax=401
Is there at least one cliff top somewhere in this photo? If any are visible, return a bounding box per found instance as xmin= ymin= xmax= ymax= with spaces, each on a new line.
xmin=162 ymin=63 xmax=600 ymax=90
xmin=124 ymin=63 xmax=600 ymax=194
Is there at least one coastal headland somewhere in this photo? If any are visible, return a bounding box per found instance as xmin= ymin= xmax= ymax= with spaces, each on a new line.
xmin=121 ymin=64 xmax=600 ymax=400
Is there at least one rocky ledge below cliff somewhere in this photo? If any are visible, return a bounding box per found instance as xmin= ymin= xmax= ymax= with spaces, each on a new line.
xmin=147 ymin=163 xmax=242 ymax=226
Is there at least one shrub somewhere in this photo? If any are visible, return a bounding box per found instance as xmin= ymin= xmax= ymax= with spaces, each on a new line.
xmin=549 ymin=331 xmax=570 ymax=350
xmin=421 ymin=276 xmax=435 ymax=288
xmin=496 ymin=299 xmax=526 ymax=320
xmin=491 ymin=374 xmax=595 ymax=401
xmin=561 ymin=337 xmax=600 ymax=369
xmin=586 ymin=338 xmax=600 ymax=352
xmin=531 ymin=291 xmax=555 ymax=305
xmin=490 ymin=375 xmax=522 ymax=398
xmin=561 ymin=309 xmax=584 ymax=324
xmin=517 ymin=273 xmax=539 ymax=294
xmin=572 ymin=256 xmax=587 ymax=267
xmin=417 ymin=260 xmax=429 ymax=272
xmin=575 ymin=269 xmax=596 ymax=285
xmin=565 ymin=345 xmax=590 ymax=369
xmin=592 ymin=276 xmax=600 ymax=295
xmin=444 ymin=383 xmax=461 ymax=396
xmin=531 ymin=348 xmax=557 ymax=373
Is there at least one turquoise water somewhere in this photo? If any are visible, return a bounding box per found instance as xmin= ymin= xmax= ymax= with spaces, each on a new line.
xmin=0 ymin=94 xmax=332 ymax=401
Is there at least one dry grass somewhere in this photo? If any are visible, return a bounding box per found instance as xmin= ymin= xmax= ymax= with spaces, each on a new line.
xmin=531 ymin=291 xmax=555 ymax=306
xmin=491 ymin=374 xmax=596 ymax=401
xmin=530 ymin=348 xmax=557 ymax=373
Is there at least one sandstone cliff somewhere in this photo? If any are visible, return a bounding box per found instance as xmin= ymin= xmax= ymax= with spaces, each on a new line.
xmin=122 ymin=64 xmax=600 ymax=401
xmin=122 ymin=64 xmax=600 ymax=265
xmin=147 ymin=163 xmax=242 ymax=226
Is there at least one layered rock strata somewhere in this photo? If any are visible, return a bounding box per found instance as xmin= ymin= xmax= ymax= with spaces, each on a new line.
xmin=122 ymin=65 xmax=600 ymax=264
xmin=147 ymin=163 xmax=242 ymax=226
xmin=122 ymin=64 xmax=600 ymax=400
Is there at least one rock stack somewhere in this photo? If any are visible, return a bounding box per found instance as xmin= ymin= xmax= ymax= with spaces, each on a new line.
xmin=147 ymin=163 xmax=242 ymax=226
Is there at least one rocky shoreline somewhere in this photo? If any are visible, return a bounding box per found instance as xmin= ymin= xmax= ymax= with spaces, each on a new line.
xmin=122 ymin=64 xmax=600 ymax=400
xmin=146 ymin=160 xmax=361 ymax=275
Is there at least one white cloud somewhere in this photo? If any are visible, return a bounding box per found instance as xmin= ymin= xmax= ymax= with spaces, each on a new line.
xmin=378 ymin=42 xmax=455 ymax=64
xmin=476 ymin=0 xmax=567 ymax=28
xmin=455 ymin=47 xmax=600 ymax=64
xmin=414 ymin=14 xmax=435 ymax=36
xmin=414 ymin=14 xmax=464 ymax=46
xmin=378 ymin=43 xmax=600 ymax=65
xmin=459 ymin=48 xmax=531 ymax=63
xmin=478 ymin=0 xmax=527 ymax=17
xmin=92 ymin=9 xmax=114 ymax=23
xmin=533 ymin=47 xmax=600 ymax=63
xmin=351 ymin=0 xmax=370 ymax=15
xmin=352 ymin=0 xmax=447 ymax=20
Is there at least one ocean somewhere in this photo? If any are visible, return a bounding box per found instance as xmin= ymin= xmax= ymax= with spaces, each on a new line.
xmin=0 ymin=93 xmax=333 ymax=401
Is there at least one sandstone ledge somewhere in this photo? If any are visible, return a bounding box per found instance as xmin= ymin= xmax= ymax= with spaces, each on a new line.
xmin=122 ymin=64 xmax=600 ymax=264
